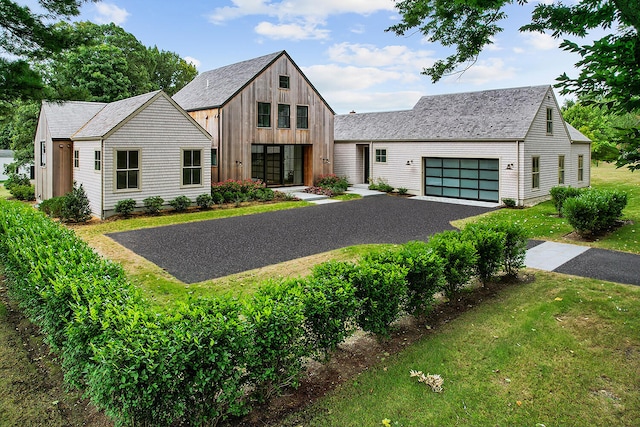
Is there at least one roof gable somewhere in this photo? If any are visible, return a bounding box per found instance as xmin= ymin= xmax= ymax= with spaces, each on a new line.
xmin=72 ymin=91 xmax=161 ymax=139
xmin=335 ymin=85 xmax=552 ymax=141
xmin=172 ymin=51 xmax=284 ymax=111
xmin=41 ymin=100 xmax=107 ymax=139
xmin=565 ymin=122 xmax=591 ymax=142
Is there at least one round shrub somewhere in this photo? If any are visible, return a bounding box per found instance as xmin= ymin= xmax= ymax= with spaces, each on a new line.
xmin=169 ymin=195 xmax=191 ymax=212
xmin=115 ymin=198 xmax=137 ymax=217
xmin=196 ymin=193 xmax=214 ymax=209
xmin=143 ymin=196 xmax=164 ymax=215
xmin=39 ymin=196 xmax=66 ymax=218
xmin=61 ymin=183 xmax=92 ymax=222
xmin=550 ymin=186 xmax=583 ymax=216
xmin=462 ymin=223 xmax=506 ymax=285
xmin=428 ymin=230 xmax=478 ymax=300
xmin=10 ymin=184 xmax=35 ymax=201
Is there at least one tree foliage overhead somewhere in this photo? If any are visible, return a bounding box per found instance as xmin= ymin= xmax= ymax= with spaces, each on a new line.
xmin=388 ymin=0 xmax=639 ymax=170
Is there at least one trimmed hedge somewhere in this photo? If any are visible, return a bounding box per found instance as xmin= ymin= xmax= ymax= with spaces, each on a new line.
xmin=563 ymin=188 xmax=628 ymax=236
xmin=550 ymin=186 xmax=584 ymax=216
xmin=0 ymin=200 xmax=528 ymax=426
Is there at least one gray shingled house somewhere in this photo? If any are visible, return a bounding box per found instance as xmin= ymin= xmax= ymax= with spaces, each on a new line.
xmin=34 ymin=91 xmax=211 ymax=218
xmin=334 ymin=85 xmax=591 ymax=206
xmin=173 ymin=50 xmax=334 ymax=186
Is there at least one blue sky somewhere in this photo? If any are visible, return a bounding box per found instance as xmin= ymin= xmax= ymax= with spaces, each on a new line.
xmin=49 ymin=1 xmax=600 ymax=113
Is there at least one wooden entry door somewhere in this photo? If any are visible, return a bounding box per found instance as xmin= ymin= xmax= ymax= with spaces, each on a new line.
xmin=53 ymin=142 xmax=73 ymax=197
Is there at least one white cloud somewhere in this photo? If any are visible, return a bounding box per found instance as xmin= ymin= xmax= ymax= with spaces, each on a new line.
xmin=513 ymin=47 xmax=525 ymax=54
xmin=327 ymin=42 xmax=435 ymax=73
xmin=94 ymin=3 xmax=130 ymax=25
xmin=327 ymin=91 xmax=424 ymax=114
xmin=303 ymin=64 xmax=404 ymax=92
xmin=444 ymin=58 xmax=517 ymax=85
xmin=255 ymin=21 xmax=330 ymax=40
xmin=208 ymin=0 xmax=394 ymax=24
xmin=350 ymin=24 xmax=365 ymax=34
xmin=184 ymin=56 xmax=201 ymax=69
xmin=522 ymin=31 xmax=559 ymax=51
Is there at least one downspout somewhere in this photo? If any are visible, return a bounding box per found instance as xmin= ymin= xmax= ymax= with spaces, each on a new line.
xmin=516 ymin=140 xmax=521 ymax=206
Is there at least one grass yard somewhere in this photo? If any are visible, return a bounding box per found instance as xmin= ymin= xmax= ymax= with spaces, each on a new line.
xmin=453 ymin=162 xmax=640 ymax=254
xmin=293 ymin=272 xmax=640 ymax=426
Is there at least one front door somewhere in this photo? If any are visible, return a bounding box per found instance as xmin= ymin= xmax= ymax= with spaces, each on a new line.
xmin=252 ymin=144 xmax=305 ymax=186
xmin=363 ymin=146 xmax=370 ymax=184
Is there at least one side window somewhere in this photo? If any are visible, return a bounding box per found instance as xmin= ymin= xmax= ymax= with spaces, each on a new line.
xmin=40 ymin=141 xmax=46 ymax=166
xmin=375 ymin=148 xmax=387 ymax=163
xmin=183 ymin=149 xmax=202 ymax=186
xmin=546 ymin=107 xmax=553 ymax=134
xmin=73 ymin=150 xmax=79 ymax=168
xmin=532 ymin=156 xmax=540 ymax=189
xmin=578 ymin=155 xmax=584 ymax=182
xmin=558 ymin=155 xmax=565 ymax=184
xmin=296 ymin=105 xmax=308 ymax=129
xmin=257 ymin=102 xmax=271 ymax=128
xmin=116 ymin=150 xmax=139 ymax=190
xmin=211 ymin=148 xmax=218 ymax=167
xmin=94 ymin=150 xmax=101 ymax=171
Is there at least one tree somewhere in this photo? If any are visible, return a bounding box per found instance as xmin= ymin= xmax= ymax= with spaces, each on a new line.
xmin=0 ymin=0 xmax=97 ymax=104
xmin=388 ymin=0 xmax=640 ymax=170
xmin=562 ymin=101 xmax=619 ymax=164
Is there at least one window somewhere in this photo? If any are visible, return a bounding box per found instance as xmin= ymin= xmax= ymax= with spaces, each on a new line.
xmin=278 ymin=104 xmax=290 ymax=128
xmin=279 ymin=75 xmax=290 ymax=89
xmin=94 ymin=150 xmax=101 ymax=171
xmin=296 ymin=105 xmax=308 ymax=129
xmin=375 ymin=148 xmax=387 ymax=163
xmin=532 ymin=156 xmax=540 ymax=189
xmin=73 ymin=150 xmax=79 ymax=168
xmin=40 ymin=141 xmax=46 ymax=166
xmin=257 ymin=102 xmax=271 ymax=127
xmin=116 ymin=150 xmax=139 ymax=190
xmin=211 ymin=148 xmax=218 ymax=167
xmin=546 ymin=107 xmax=553 ymax=134
xmin=183 ymin=149 xmax=202 ymax=186
xmin=558 ymin=155 xmax=565 ymax=184
xmin=578 ymin=155 xmax=584 ymax=181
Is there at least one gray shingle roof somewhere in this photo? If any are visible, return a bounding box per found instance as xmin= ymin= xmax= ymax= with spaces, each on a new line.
xmin=565 ymin=122 xmax=591 ymax=142
xmin=172 ymin=51 xmax=284 ymax=111
xmin=335 ymin=85 xmax=552 ymax=141
xmin=73 ymin=91 xmax=161 ymax=139
xmin=42 ymin=100 xmax=107 ymax=139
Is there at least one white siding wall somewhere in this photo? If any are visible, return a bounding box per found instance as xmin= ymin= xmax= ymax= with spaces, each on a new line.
xmin=349 ymin=140 xmax=518 ymax=198
xmin=333 ymin=143 xmax=358 ymax=183
xmin=73 ymin=140 xmax=102 ymax=216
xmin=521 ymin=87 xmax=589 ymax=204
xmin=102 ymin=96 xmax=211 ymax=217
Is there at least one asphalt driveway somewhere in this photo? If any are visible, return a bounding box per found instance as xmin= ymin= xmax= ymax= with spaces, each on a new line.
xmin=108 ymin=197 xmax=493 ymax=283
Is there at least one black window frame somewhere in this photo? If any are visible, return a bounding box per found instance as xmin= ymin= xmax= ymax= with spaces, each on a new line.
xmin=73 ymin=149 xmax=79 ymax=168
xmin=375 ymin=148 xmax=387 ymax=163
xmin=257 ymin=102 xmax=271 ymax=128
xmin=296 ymin=105 xmax=308 ymax=129
xmin=279 ymin=75 xmax=290 ymax=89
xmin=211 ymin=148 xmax=218 ymax=167
xmin=278 ymin=104 xmax=290 ymax=129
xmin=116 ymin=149 xmax=140 ymax=190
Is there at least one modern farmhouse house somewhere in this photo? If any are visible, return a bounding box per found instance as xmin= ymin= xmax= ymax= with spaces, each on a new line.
xmin=333 ymin=85 xmax=591 ymax=206
xmin=34 ymin=91 xmax=211 ymax=218
xmin=173 ymin=50 xmax=335 ymax=187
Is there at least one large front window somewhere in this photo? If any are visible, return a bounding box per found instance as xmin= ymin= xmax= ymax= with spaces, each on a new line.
xmin=116 ymin=150 xmax=139 ymax=190
xmin=251 ymin=144 xmax=304 ymax=186
xmin=183 ymin=149 xmax=202 ymax=186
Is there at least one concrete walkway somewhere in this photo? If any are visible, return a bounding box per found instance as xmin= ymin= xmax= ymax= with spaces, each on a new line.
xmin=525 ymin=240 xmax=640 ymax=286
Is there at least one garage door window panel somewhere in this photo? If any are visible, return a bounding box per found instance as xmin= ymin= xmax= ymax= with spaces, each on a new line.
xmin=424 ymin=157 xmax=499 ymax=202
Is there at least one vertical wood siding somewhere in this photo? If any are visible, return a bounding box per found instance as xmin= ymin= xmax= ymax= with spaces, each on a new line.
xmin=102 ymin=96 xmax=211 ymax=217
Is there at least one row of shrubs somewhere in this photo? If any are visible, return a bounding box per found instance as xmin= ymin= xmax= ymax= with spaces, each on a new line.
xmin=550 ymin=186 xmax=628 ymax=236
xmin=368 ymin=177 xmax=409 ymax=195
xmin=303 ymin=174 xmax=349 ymax=197
xmin=3 ymin=172 xmax=35 ymax=201
xmin=0 ymin=200 xmax=527 ymax=426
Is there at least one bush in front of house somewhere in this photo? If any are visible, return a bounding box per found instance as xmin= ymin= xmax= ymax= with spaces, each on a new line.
xmin=169 ymin=195 xmax=191 ymax=212
xmin=368 ymin=177 xmax=394 ymax=193
xmin=303 ymin=186 xmax=335 ymax=197
xmin=563 ymin=188 xmax=628 ymax=237
xmin=493 ymin=220 xmax=528 ymax=277
xmin=396 ymin=241 xmax=445 ymax=316
xmin=4 ymin=172 xmax=30 ymax=192
xmin=501 ymin=197 xmax=516 ymax=208
xmin=61 ymin=183 xmax=92 ymax=222
xmin=39 ymin=196 xmax=66 ymax=217
xmin=143 ymin=196 xmax=164 ymax=215
xmin=211 ymin=179 xmax=274 ymax=204
xmin=427 ymin=230 xmax=478 ymax=300
xmin=462 ymin=223 xmax=506 ymax=286
xmin=550 ymin=186 xmax=584 ymax=216
xmin=196 ymin=193 xmax=214 ymax=209
xmin=10 ymin=184 xmax=36 ymax=201
xmin=316 ymin=174 xmax=349 ymax=193
xmin=115 ymin=198 xmax=137 ymax=217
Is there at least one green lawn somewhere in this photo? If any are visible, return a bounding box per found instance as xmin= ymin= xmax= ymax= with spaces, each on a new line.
xmin=453 ymin=162 xmax=640 ymax=254
xmin=295 ymin=272 xmax=640 ymax=426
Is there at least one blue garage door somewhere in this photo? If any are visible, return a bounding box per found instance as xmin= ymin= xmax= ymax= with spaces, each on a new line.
xmin=425 ymin=158 xmax=499 ymax=202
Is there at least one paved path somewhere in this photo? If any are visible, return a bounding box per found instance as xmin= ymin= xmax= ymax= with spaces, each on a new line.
xmin=525 ymin=240 xmax=640 ymax=286
xmin=109 ymin=196 xmax=492 ymax=283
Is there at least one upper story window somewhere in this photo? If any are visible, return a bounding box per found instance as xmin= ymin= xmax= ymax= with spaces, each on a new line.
xmin=278 ymin=104 xmax=290 ymax=128
xmin=375 ymin=148 xmax=387 ymax=163
xmin=116 ymin=150 xmax=139 ymax=190
xmin=546 ymin=107 xmax=553 ymax=134
xmin=257 ymin=102 xmax=271 ymax=128
xmin=94 ymin=150 xmax=101 ymax=171
xmin=73 ymin=150 xmax=79 ymax=168
xmin=183 ymin=149 xmax=202 ymax=186
xmin=532 ymin=156 xmax=540 ymax=189
xmin=279 ymin=75 xmax=290 ymax=89
xmin=296 ymin=105 xmax=308 ymax=129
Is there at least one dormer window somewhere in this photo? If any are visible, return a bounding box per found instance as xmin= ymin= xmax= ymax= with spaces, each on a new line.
xmin=279 ymin=75 xmax=290 ymax=89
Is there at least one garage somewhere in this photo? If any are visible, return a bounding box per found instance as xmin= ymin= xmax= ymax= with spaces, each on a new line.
xmin=425 ymin=157 xmax=500 ymax=202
